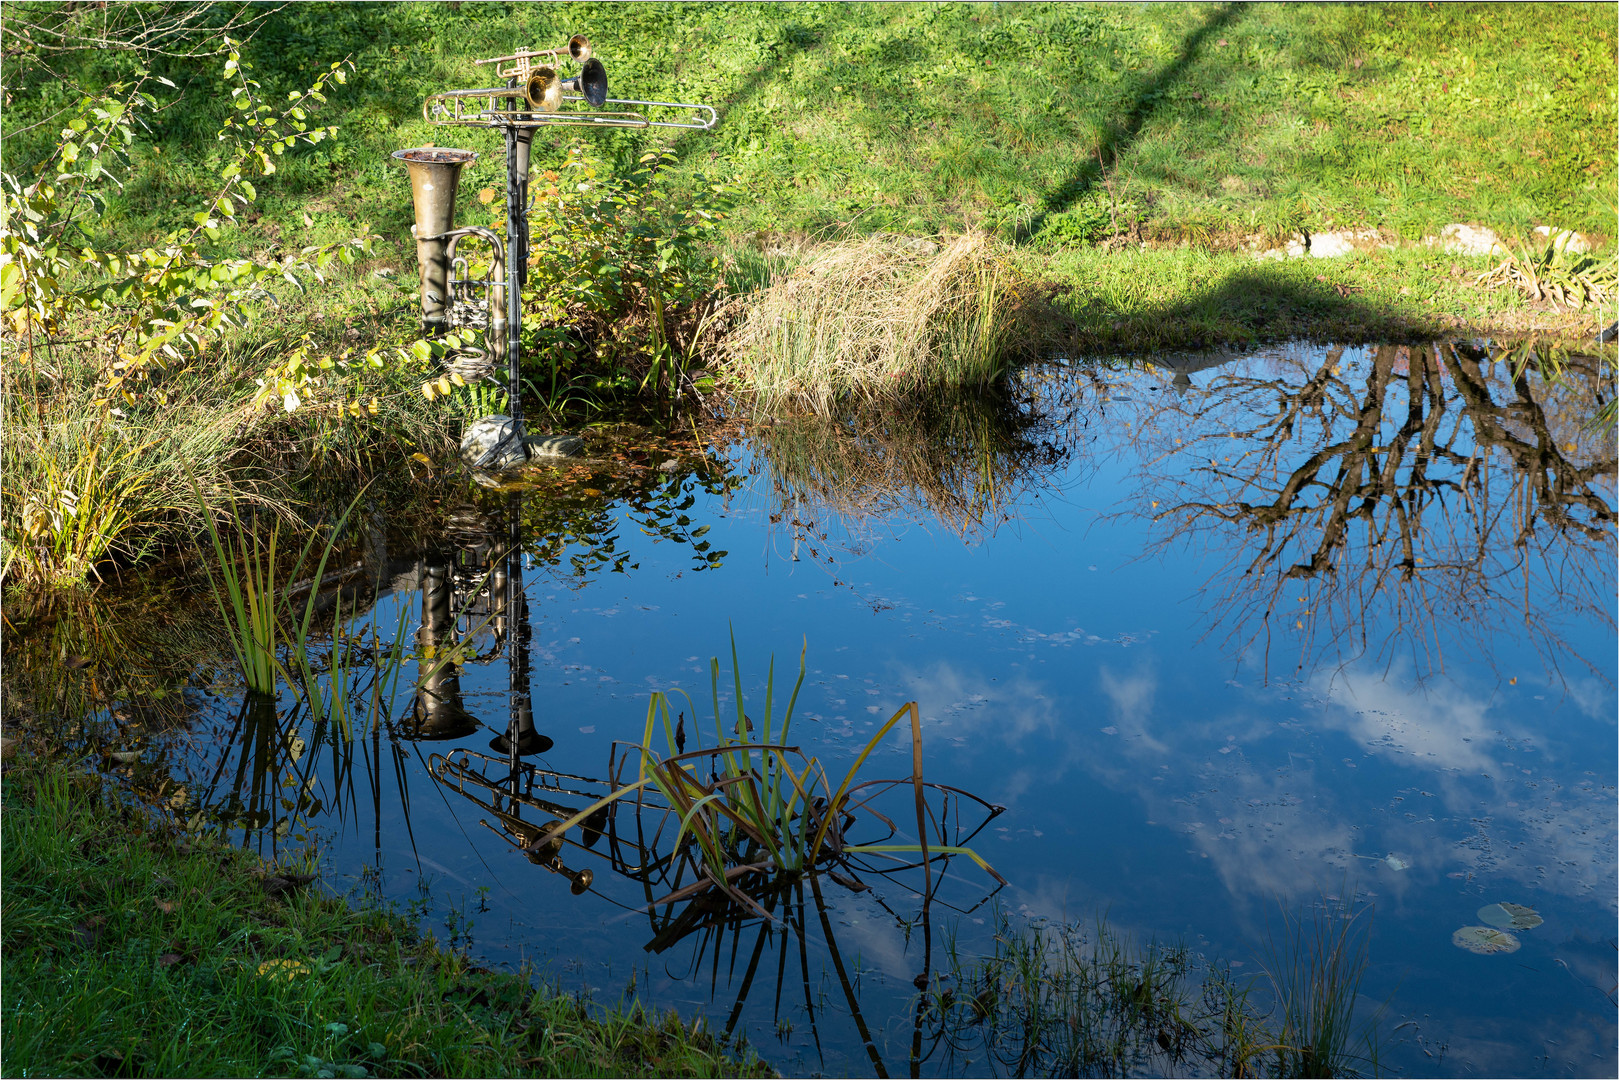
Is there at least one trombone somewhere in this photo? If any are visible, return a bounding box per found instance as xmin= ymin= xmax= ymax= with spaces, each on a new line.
xmin=467 ymin=36 xmax=719 ymax=130
xmin=564 ymin=93 xmax=717 ymax=130
xmin=428 ymin=749 xmax=656 ymax=881
xmin=423 ymin=80 xmax=649 ymax=129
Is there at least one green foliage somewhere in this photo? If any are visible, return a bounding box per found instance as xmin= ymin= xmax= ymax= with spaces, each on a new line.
xmin=517 ymin=142 xmax=731 ymax=406
xmin=0 ymin=42 xmax=374 ymax=404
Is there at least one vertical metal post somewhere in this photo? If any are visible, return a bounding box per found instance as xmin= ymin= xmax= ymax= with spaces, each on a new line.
xmin=504 ymin=123 xmax=526 ymax=431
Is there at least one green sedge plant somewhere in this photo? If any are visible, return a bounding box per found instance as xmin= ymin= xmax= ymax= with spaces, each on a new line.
xmin=190 ymin=478 xmax=365 ymax=698
xmin=521 ymin=634 xmax=1004 ymax=919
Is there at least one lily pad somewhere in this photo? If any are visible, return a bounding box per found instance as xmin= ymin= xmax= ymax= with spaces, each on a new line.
xmin=1452 ymin=925 xmax=1521 ymax=955
xmin=1477 ymin=902 xmax=1543 ymax=931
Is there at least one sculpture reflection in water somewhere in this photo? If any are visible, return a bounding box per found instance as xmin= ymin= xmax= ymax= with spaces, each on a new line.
xmin=399 ymin=493 xmax=551 ymax=758
xmin=1121 ymin=341 xmax=1616 ymax=681
xmin=429 ymin=706 xmax=1008 ymax=1078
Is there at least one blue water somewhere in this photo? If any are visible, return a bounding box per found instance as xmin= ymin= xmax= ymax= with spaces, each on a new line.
xmin=170 ymin=342 xmax=1617 ymax=1076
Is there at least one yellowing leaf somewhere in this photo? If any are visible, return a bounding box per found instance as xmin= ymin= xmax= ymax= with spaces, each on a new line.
xmin=436 ymin=376 xmax=451 ymax=396
xmin=257 ymin=959 xmax=310 ymax=981
xmin=449 ymin=372 xmax=465 ymax=387
xmin=478 ymin=187 xmax=496 ymax=205
xmin=421 ymin=381 xmax=437 ymax=400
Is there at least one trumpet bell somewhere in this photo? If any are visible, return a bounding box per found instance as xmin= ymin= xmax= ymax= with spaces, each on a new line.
xmin=526 ymin=67 xmax=562 ymax=112
xmin=567 ymin=34 xmax=592 ymax=64
xmin=562 ymin=57 xmax=608 ymax=108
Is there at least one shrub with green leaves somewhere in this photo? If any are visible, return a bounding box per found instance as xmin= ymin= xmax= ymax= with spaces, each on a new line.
xmin=0 ymin=42 xmax=372 ymax=404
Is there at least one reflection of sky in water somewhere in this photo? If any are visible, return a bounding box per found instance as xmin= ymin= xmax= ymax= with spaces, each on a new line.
xmin=188 ymin=346 xmax=1617 ymax=1077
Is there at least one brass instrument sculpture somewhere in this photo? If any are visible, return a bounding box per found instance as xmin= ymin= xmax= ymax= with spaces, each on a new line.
xmin=397 ymin=31 xmax=719 ymax=468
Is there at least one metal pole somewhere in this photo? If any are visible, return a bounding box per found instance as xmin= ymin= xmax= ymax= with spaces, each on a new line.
xmin=503 ymin=123 xmax=525 ymax=432
xmin=505 ymin=492 xmax=530 ymax=760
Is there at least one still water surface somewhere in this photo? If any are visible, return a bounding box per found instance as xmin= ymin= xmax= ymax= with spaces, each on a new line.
xmin=91 ymin=343 xmax=1619 ymax=1075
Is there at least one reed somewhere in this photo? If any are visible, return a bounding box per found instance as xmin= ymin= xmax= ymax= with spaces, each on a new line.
xmin=1261 ymin=900 xmax=1384 ymax=1079
xmin=933 ymin=900 xmax=1383 ymax=1078
xmin=191 ymin=480 xmax=364 ymax=698
xmin=722 ymin=233 xmax=1046 ymax=412
xmin=525 ymin=634 xmax=1003 ymax=917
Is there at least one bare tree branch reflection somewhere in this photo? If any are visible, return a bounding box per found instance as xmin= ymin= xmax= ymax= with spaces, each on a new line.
xmin=1117 ymin=342 xmax=1616 ymax=682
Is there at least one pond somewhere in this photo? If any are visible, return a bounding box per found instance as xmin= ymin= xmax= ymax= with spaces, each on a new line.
xmin=13 ymin=341 xmax=1615 ymax=1077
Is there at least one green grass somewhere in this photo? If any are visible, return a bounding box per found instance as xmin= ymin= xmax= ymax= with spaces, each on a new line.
xmin=0 ymin=753 xmax=774 ymax=1078
xmin=4 ymin=3 xmax=1610 ymax=252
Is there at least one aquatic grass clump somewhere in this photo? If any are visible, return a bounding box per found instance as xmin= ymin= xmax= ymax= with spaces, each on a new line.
xmin=935 ymin=909 xmax=1263 ymax=1077
xmin=934 ymin=900 xmax=1387 ymax=1079
xmin=722 ymin=232 xmax=1046 ymax=412
xmin=1261 ymin=900 xmax=1385 ymax=1078
xmin=526 ymin=635 xmax=1005 ymax=916
xmin=191 ymin=481 xmax=364 ymax=698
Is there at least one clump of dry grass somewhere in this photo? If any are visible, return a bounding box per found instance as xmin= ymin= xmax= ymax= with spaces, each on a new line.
xmin=721 ymin=232 xmax=1048 ymax=412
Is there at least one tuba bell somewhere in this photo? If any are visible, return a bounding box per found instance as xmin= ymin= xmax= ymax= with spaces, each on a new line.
xmin=391 ymin=147 xmax=508 ymax=374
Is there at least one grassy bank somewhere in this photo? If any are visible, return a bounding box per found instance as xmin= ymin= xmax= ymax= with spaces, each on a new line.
xmin=0 ymin=749 xmax=772 ymax=1078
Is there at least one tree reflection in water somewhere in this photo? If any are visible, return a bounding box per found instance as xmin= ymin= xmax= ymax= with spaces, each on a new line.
xmin=1112 ymin=341 xmax=1615 ymax=682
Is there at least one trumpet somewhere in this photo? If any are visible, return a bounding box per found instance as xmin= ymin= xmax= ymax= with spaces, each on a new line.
xmin=476 ymin=35 xmax=593 ymax=80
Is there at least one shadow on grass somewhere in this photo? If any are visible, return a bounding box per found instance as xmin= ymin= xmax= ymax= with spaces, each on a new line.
xmin=1023 ymin=2 xmax=1249 ymax=242
xmin=1056 ymin=264 xmax=1487 ymax=355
